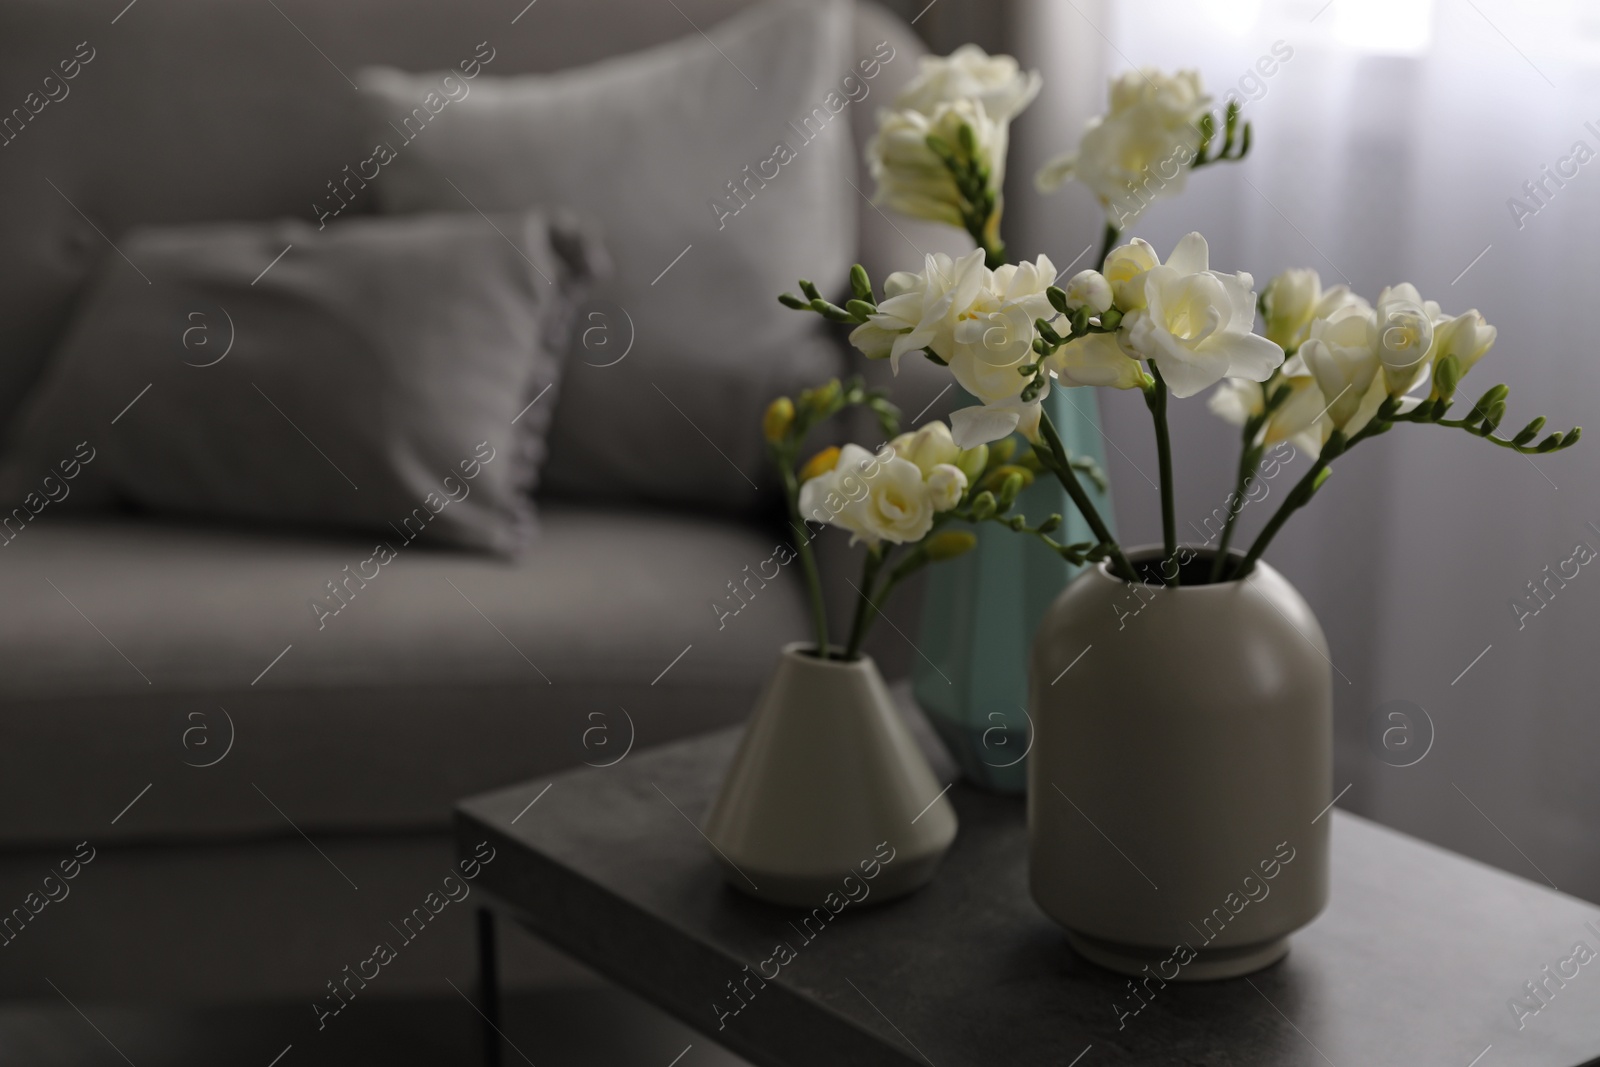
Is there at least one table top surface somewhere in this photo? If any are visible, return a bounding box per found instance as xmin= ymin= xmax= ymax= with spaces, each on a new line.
xmin=458 ymin=728 xmax=1600 ymax=1067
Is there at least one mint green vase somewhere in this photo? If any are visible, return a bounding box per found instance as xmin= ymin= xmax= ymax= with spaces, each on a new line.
xmin=913 ymin=388 xmax=1116 ymax=793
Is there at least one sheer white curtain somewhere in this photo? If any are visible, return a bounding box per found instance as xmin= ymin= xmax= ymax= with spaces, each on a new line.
xmin=1006 ymin=0 xmax=1600 ymax=901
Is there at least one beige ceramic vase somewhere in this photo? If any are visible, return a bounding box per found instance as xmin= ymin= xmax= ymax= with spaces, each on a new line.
xmin=1029 ymin=548 xmax=1330 ymax=980
xmin=704 ymin=643 xmax=958 ymax=907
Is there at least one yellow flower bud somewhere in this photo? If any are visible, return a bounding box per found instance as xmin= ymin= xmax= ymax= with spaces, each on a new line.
xmin=801 ymin=379 xmax=842 ymax=418
xmin=763 ymin=397 xmax=795 ymax=443
xmin=925 ymin=530 xmax=978 ymax=562
xmin=798 ymin=446 xmax=841 ymax=483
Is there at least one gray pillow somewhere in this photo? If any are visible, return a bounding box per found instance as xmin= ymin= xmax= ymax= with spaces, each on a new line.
xmin=357 ymin=0 xmax=859 ymax=513
xmin=0 ymin=211 xmax=604 ymax=554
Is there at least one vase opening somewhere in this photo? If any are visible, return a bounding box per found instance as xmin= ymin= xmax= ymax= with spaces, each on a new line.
xmin=791 ymin=644 xmax=870 ymax=666
xmin=1104 ymin=546 xmax=1252 ymax=588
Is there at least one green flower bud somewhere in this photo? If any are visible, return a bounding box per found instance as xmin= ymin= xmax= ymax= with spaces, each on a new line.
xmin=1512 ymin=416 xmax=1545 ymax=447
xmin=980 ymin=464 xmax=1035 ymax=495
xmin=849 ymin=264 xmax=872 ymax=301
xmin=970 ymin=491 xmax=997 ymax=521
xmin=997 ymin=471 xmax=1025 ymax=506
xmin=955 ymin=445 xmax=989 ymax=483
xmin=1433 ymin=353 xmax=1461 ymax=402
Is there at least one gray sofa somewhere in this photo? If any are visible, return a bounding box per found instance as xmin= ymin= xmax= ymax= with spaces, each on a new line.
xmin=0 ymin=0 xmax=959 ymax=1001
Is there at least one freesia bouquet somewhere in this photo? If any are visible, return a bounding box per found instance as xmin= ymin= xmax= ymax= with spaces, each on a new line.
xmin=779 ymin=47 xmax=1579 ymax=590
xmin=762 ymin=375 xmax=1106 ymax=661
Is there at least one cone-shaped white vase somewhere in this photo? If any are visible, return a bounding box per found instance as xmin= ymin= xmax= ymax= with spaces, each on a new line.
xmin=704 ymin=643 xmax=958 ymax=907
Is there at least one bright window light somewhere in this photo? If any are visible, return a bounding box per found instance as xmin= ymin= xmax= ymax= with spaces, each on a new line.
xmin=1332 ymin=0 xmax=1435 ymax=55
xmin=1199 ymin=0 xmax=1264 ymax=35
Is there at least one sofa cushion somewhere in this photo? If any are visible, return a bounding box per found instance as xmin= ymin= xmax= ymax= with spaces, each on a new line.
xmin=0 ymin=211 xmax=602 ymax=555
xmin=358 ymin=0 xmax=866 ymax=516
xmin=0 ymin=508 xmax=807 ymax=846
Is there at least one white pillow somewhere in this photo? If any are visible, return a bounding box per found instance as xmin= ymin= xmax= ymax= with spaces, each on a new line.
xmin=358 ymin=0 xmax=861 ymax=512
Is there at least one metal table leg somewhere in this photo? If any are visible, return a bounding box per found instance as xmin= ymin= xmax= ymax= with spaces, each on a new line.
xmin=477 ymin=906 xmax=502 ymax=1067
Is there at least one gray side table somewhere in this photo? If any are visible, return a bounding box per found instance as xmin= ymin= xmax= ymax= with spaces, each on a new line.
xmin=457 ymin=729 xmax=1600 ymax=1067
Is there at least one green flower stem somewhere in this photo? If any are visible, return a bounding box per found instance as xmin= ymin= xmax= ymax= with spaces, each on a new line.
xmin=844 ymin=546 xmax=887 ymax=661
xmin=962 ymin=216 xmax=1005 ymax=270
xmin=1039 ymin=409 xmax=1138 ymax=583
xmin=1209 ymin=442 xmax=1258 ymax=584
xmin=780 ymin=464 xmax=831 ymax=659
xmin=1144 ymin=363 xmax=1179 ymax=584
xmin=1096 ymin=221 xmax=1120 ymax=271
xmin=1235 ymin=429 xmax=1348 ymax=579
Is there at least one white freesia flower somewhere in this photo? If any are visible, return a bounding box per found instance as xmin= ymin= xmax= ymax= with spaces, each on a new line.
xmin=1209 ymin=357 xmax=1330 ymax=454
xmin=848 ymin=249 xmax=989 ymax=370
xmin=946 ymin=254 xmax=1056 ymax=406
xmin=797 ymin=444 xmax=884 ymax=545
xmin=949 ymin=398 xmax=1044 ymax=449
xmin=1258 ymin=267 xmax=1374 ymax=352
xmin=1260 ymin=269 xmax=1320 ymax=350
xmin=925 ymin=464 xmax=969 ymax=511
xmin=1063 ymin=269 xmax=1114 ymax=315
xmin=797 ymin=431 xmax=968 ymax=546
xmin=1118 ymin=233 xmax=1285 ymax=397
xmin=856 ymin=453 xmax=939 ymax=543
xmin=868 ymin=98 xmax=1009 ymax=230
xmin=1433 ymin=309 xmax=1497 ymax=378
xmin=1044 ymin=332 xmax=1148 ymax=390
xmin=1375 ymin=283 xmax=1438 ymax=397
xmin=951 ymin=302 xmax=1036 ymax=404
xmin=1036 ymin=68 xmax=1211 ymax=225
xmin=1298 ymin=304 xmax=1381 ymax=430
xmin=893 ymin=44 xmax=1041 ymax=123
xmin=1101 ymin=238 xmax=1160 ymax=310
xmin=891 ymin=420 xmax=961 ymax=475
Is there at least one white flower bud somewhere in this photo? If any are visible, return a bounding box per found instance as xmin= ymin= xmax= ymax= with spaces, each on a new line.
xmin=1064 ymin=270 xmax=1114 ymax=315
